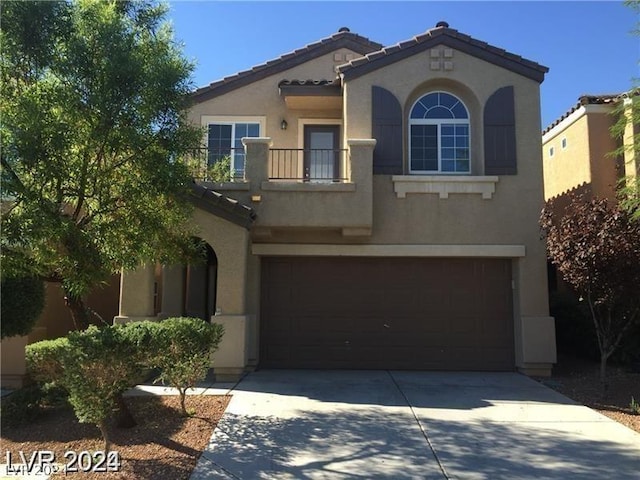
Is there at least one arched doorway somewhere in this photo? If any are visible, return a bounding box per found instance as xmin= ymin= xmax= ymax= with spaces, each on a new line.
xmin=184 ymin=241 xmax=217 ymax=322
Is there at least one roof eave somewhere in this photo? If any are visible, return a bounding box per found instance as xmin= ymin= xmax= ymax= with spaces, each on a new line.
xmin=338 ymin=31 xmax=548 ymax=84
xmin=188 ymin=182 xmax=256 ymax=229
xmin=191 ymin=35 xmax=382 ymax=103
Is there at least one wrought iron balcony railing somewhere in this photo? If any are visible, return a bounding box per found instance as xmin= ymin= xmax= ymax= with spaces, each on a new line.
xmin=187 ymin=147 xmax=348 ymax=183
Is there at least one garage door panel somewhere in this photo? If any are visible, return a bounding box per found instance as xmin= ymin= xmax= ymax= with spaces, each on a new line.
xmin=260 ymin=257 xmax=514 ymax=370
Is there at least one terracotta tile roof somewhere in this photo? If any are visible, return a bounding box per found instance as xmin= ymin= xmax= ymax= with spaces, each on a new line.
xmin=188 ymin=182 xmax=256 ymax=229
xmin=191 ymin=29 xmax=382 ymax=103
xmin=278 ymin=79 xmax=338 ymax=87
xmin=278 ymin=79 xmax=341 ymax=97
xmin=542 ymin=90 xmax=637 ymax=135
xmin=336 ymin=22 xmax=549 ymax=83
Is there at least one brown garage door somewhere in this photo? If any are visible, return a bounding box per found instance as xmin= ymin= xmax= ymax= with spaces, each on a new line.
xmin=260 ymin=257 xmax=514 ymax=371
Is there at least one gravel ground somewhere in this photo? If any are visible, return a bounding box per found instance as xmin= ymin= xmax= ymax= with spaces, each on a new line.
xmin=537 ymin=354 xmax=640 ymax=433
xmin=1 ymin=395 xmax=230 ymax=479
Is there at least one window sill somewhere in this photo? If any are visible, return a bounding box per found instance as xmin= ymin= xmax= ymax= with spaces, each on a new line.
xmin=392 ymin=175 xmax=499 ymax=199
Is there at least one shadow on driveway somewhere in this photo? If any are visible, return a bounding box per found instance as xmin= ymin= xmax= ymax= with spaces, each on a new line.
xmin=191 ymin=370 xmax=640 ymax=479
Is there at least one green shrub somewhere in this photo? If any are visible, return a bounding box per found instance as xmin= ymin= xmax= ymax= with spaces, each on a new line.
xmin=26 ymin=337 xmax=70 ymax=385
xmin=1 ymin=275 xmax=45 ymax=339
xmin=27 ymin=325 xmax=153 ymax=450
xmin=62 ymin=326 xmax=145 ymax=423
xmin=207 ymin=155 xmax=232 ymax=182
xmin=151 ymin=317 xmax=224 ymax=415
xmin=18 ymin=319 xmax=223 ymax=448
xmin=0 ymin=385 xmax=44 ymax=427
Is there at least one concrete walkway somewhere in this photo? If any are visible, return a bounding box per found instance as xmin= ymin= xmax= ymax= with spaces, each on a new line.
xmin=190 ymin=370 xmax=640 ymax=480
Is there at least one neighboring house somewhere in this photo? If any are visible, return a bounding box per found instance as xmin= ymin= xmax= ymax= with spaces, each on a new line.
xmin=116 ymin=22 xmax=556 ymax=378
xmin=541 ymin=91 xmax=638 ymax=294
xmin=542 ymin=91 xmax=639 ymax=202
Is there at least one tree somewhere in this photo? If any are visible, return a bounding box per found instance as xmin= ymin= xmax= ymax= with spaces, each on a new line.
xmin=610 ymin=1 xmax=640 ymax=220
xmin=1 ymin=0 xmax=202 ymax=329
xmin=150 ymin=317 xmax=224 ymax=416
xmin=540 ymin=195 xmax=640 ymax=381
xmin=0 ymin=275 xmax=45 ymax=339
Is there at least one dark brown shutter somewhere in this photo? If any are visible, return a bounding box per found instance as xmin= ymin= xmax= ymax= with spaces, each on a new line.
xmin=372 ymin=86 xmax=403 ymax=174
xmin=484 ymin=86 xmax=517 ymax=175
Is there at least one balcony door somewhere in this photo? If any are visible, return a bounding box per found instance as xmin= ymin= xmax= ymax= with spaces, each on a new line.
xmin=304 ymin=125 xmax=340 ymax=181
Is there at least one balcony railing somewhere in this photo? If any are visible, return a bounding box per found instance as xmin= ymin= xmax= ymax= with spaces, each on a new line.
xmin=186 ymin=148 xmax=246 ymax=182
xmin=269 ymin=148 xmax=347 ymax=182
xmin=187 ymin=147 xmax=348 ymax=183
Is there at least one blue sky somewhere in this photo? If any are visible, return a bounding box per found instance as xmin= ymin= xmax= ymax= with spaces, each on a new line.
xmin=168 ymin=1 xmax=639 ymax=130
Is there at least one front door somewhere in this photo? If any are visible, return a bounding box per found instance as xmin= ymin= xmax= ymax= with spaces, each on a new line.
xmin=304 ymin=125 xmax=340 ymax=181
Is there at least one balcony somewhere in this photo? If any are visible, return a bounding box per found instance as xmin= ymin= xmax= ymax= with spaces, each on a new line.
xmin=189 ymin=138 xmax=375 ymax=235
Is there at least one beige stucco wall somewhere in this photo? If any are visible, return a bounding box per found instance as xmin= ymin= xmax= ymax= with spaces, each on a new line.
xmin=1 ymin=335 xmax=29 ymax=388
xmin=542 ymin=106 xmax=619 ymax=201
xmin=29 ymin=275 xmax=120 ymax=343
xmin=192 ymin=209 xmax=250 ymax=315
xmin=189 ymin=48 xmax=362 ymax=150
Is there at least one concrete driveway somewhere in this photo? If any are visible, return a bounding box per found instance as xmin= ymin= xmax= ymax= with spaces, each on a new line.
xmin=191 ymin=370 xmax=640 ymax=479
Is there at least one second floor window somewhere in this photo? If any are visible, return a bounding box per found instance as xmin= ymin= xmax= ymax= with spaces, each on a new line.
xmin=409 ymin=92 xmax=470 ymax=174
xmin=208 ymin=122 xmax=260 ymax=178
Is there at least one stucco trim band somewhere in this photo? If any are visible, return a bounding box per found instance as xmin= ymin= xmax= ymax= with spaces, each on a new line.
xmin=392 ymin=175 xmax=499 ymax=199
xmin=542 ymin=104 xmax=613 ymax=143
xmin=251 ymin=244 xmax=526 ymax=258
xmin=261 ymin=181 xmax=356 ymax=192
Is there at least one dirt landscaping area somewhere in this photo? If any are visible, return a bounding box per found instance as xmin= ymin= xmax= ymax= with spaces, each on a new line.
xmin=538 ymin=354 xmax=640 ymax=433
xmin=1 ymin=395 xmax=230 ymax=479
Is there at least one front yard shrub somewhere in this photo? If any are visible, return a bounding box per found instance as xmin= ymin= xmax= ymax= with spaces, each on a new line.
xmin=27 ymin=325 xmax=155 ymax=451
xmin=0 ymin=385 xmax=45 ymax=427
xmin=1 ymin=275 xmax=45 ymax=339
xmin=151 ymin=317 xmax=224 ymax=416
xmin=19 ymin=319 xmax=224 ymax=448
xmin=62 ymin=325 xmax=153 ymax=450
xmin=26 ymin=337 xmax=70 ymax=385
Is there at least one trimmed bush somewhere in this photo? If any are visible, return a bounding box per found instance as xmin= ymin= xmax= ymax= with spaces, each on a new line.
xmin=27 ymin=325 xmax=154 ymax=451
xmin=1 ymin=275 xmax=45 ymax=339
xmin=24 ymin=319 xmax=224 ymax=448
xmin=151 ymin=317 xmax=224 ymax=415
xmin=26 ymin=337 xmax=70 ymax=385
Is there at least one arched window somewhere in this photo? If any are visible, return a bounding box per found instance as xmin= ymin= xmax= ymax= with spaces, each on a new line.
xmin=409 ymin=92 xmax=470 ymax=173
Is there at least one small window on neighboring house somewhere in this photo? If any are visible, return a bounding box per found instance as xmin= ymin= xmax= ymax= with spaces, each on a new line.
xmin=549 ymin=146 xmax=555 ymax=157
xmin=561 ymin=138 xmax=567 ymax=149
xmin=409 ymin=92 xmax=470 ymax=173
xmin=207 ymin=122 xmax=260 ymax=178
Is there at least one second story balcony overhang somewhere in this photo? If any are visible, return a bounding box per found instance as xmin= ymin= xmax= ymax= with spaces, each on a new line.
xmin=189 ymin=138 xmax=376 ymax=236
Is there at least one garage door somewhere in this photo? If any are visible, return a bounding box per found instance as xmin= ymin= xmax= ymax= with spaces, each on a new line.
xmin=260 ymin=257 xmax=514 ymax=370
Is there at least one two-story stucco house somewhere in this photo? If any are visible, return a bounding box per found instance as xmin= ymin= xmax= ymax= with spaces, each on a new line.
xmin=542 ymin=91 xmax=638 ymax=202
xmin=116 ymin=22 xmax=556 ymax=378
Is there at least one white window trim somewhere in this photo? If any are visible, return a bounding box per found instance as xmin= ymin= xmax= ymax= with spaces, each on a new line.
xmin=200 ymin=115 xmax=266 ymax=180
xmin=200 ymin=115 xmax=266 ymax=135
xmin=296 ymin=118 xmax=342 ymax=149
xmin=408 ymin=92 xmax=471 ymax=175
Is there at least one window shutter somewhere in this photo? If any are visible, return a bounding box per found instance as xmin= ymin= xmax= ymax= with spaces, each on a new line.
xmin=372 ymin=86 xmax=403 ymax=174
xmin=484 ymin=86 xmax=517 ymax=175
